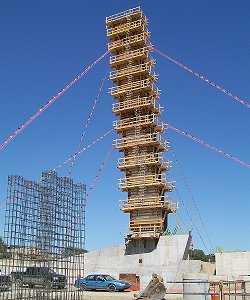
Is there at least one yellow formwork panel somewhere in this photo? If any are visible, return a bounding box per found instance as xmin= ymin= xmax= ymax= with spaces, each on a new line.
xmin=114 ymin=133 xmax=169 ymax=152
xmin=118 ymin=174 xmax=174 ymax=191
xmin=129 ymin=224 xmax=163 ymax=236
xmin=110 ymin=47 xmax=152 ymax=67
xmin=120 ymin=196 xmax=177 ymax=212
xmin=130 ymin=216 xmax=163 ymax=223
xmin=108 ymin=32 xmax=150 ymax=53
xmin=112 ymin=96 xmax=163 ymax=116
xmin=109 ymin=79 xmax=160 ymax=99
xmin=107 ymin=19 xmax=147 ymax=40
xmin=113 ymin=114 xmax=163 ymax=133
xmin=106 ymin=7 xmax=176 ymax=240
xmin=110 ymin=62 xmax=157 ymax=83
xmin=117 ymin=153 xmax=170 ymax=171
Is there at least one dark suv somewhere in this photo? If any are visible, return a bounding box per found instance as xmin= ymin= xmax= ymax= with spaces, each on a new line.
xmin=12 ymin=267 xmax=67 ymax=289
xmin=0 ymin=270 xmax=11 ymax=290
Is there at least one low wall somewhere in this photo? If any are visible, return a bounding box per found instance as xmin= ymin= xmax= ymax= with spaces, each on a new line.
xmin=84 ymin=235 xmax=201 ymax=289
xmin=216 ymin=252 xmax=250 ymax=276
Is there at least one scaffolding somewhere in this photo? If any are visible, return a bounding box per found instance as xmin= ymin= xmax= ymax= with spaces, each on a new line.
xmin=0 ymin=171 xmax=85 ymax=300
xmin=106 ymin=7 xmax=177 ymax=242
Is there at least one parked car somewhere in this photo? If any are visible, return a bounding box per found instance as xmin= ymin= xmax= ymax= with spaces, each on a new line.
xmin=75 ymin=274 xmax=131 ymax=292
xmin=0 ymin=270 xmax=11 ymax=290
xmin=11 ymin=267 xmax=67 ymax=289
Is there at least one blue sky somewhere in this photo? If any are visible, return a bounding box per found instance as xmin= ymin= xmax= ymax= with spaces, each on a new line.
xmin=0 ymin=0 xmax=249 ymax=253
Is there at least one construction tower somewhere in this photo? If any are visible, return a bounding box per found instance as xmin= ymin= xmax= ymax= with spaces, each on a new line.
xmin=106 ymin=7 xmax=177 ymax=248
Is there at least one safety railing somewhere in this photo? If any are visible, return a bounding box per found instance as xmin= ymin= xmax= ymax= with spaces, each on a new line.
xmin=109 ymin=46 xmax=152 ymax=65
xmin=118 ymin=174 xmax=174 ymax=190
xmin=108 ymin=32 xmax=150 ymax=52
xmin=112 ymin=96 xmax=163 ymax=115
xmin=113 ymin=114 xmax=164 ymax=132
xmin=114 ymin=133 xmax=169 ymax=151
xmin=129 ymin=220 xmax=164 ymax=238
xmin=107 ymin=19 xmax=147 ymax=37
xmin=125 ymin=226 xmax=162 ymax=237
xmin=120 ymin=196 xmax=177 ymax=211
xmin=109 ymin=79 xmax=161 ymax=98
xmin=106 ymin=6 xmax=142 ymax=24
xmin=117 ymin=153 xmax=170 ymax=170
xmin=110 ymin=61 xmax=156 ymax=81
xmin=130 ymin=218 xmax=162 ymax=226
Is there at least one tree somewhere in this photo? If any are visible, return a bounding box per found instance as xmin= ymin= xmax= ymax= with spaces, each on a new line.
xmin=0 ymin=237 xmax=7 ymax=252
xmin=61 ymin=247 xmax=88 ymax=258
xmin=189 ymin=249 xmax=209 ymax=262
xmin=0 ymin=237 xmax=12 ymax=259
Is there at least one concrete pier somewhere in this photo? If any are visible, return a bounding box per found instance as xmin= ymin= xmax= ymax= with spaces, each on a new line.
xmin=84 ymin=235 xmax=201 ymax=288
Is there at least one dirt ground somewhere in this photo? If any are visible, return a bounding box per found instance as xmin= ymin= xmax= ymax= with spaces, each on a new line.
xmin=0 ymin=287 xmax=183 ymax=300
xmin=81 ymin=290 xmax=183 ymax=300
xmin=80 ymin=290 xmax=134 ymax=299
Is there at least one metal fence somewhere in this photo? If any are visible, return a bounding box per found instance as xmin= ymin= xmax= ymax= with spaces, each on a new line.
xmin=164 ymin=280 xmax=250 ymax=299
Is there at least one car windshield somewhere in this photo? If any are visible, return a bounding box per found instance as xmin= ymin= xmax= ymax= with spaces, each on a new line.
xmin=39 ymin=268 xmax=54 ymax=275
xmin=104 ymin=275 xmax=115 ymax=281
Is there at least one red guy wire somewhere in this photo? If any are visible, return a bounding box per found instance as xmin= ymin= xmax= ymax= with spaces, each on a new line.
xmin=84 ymin=145 xmax=114 ymax=206
xmin=164 ymin=122 xmax=250 ymax=168
xmin=0 ymin=51 xmax=109 ymax=152
xmin=153 ymin=47 xmax=250 ymax=109
xmin=68 ymin=69 xmax=109 ymax=177
xmin=52 ymin=129 xmax=114 ymax=172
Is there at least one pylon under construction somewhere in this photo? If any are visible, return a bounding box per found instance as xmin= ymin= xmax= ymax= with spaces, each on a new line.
xmin=106 ymin=7 xmax=177 ymax=242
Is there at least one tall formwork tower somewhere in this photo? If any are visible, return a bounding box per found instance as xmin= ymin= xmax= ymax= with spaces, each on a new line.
xmin=106 ymin=7 xmax=177 ymax=249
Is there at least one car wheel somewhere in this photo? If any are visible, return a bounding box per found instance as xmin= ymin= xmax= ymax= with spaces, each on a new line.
xmin=44 ymin=280 xmax=54 ymax=289
xmin=57 ymin=284 xmax=66 ymax=289
xmin=58 ymin=285 xmax=66 ymax=290
xmin=108 ymin=284 xmax=116 ymax=292
xmin=15 ymin=279 xmax=23 ymax=288
xmin=80 ymin=283 xmax=87 ymax=291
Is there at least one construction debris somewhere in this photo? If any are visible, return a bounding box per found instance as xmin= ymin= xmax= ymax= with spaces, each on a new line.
xmin=134 ymin=273 xmax=166 ymax=300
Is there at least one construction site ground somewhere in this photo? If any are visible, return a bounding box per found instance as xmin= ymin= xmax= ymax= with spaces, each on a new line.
xmin=0 ymin=287 xmax=183 ymax=300
xmin=80 ymin=290 xmax=182 ymax=300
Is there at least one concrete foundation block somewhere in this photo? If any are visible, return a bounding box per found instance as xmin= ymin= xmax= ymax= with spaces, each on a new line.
xmin=84 ymin=235 xmax=201 ymax=289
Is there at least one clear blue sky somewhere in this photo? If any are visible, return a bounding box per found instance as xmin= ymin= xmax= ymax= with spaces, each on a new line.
xmin=0 ymin=0 xmax=249 ymax=253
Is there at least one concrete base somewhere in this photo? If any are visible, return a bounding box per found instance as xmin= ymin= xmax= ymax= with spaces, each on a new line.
xmin=125 ymin=239 xmax=159 ymax=255
xmin=216 ymin=252 xmax=250 ymax=276
xmin=84 ymin=235 xmax=201 ymax=289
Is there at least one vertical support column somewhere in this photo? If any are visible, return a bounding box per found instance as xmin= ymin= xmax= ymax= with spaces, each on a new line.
xmin=106 ymin=7 xmax=177 ymax=249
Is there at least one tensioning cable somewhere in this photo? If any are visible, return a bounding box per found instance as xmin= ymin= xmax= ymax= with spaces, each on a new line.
xmin=0 ymin=51 xmax=108 ymax=151
xmin=68 ymin=69 xmax=109 ymax=177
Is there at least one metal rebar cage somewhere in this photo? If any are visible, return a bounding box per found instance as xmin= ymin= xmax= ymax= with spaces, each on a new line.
xmin=0 ymin=171 xmax=86 ymax=300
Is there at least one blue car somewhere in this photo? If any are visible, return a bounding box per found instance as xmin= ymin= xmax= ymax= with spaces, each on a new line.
xmin=75 ymin=274 xmax=131 ymax=292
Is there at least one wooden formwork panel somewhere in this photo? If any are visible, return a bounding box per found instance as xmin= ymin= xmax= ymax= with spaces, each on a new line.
xmin=109 ymin=79 xmax=160 ymax=99
xmin=107 ymin=7 xmax=175 ymax=240
xmin=107 ymin=19 xmax=147 ymax=40
xmin=114 ymin=133 xmax=168 ymax=151
xmin=120 ymin=195 xmax=175 ymax=211
xmin=110 ymin=63 xmax=156 ymax=83
xmin=119 ymin=173 xmax=167 ymax=186
xmin=110 ymin=47 xmax=152 ymax=66
xmin=108 ymin=32 xmax=150 ymax=53
xmin=112 ymin=97 xmax=163 ymax=116
xmin=113 ymin=114 xmax=163 ymax=133
xmin=117 ymin=153 xmax=170 ymax=171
